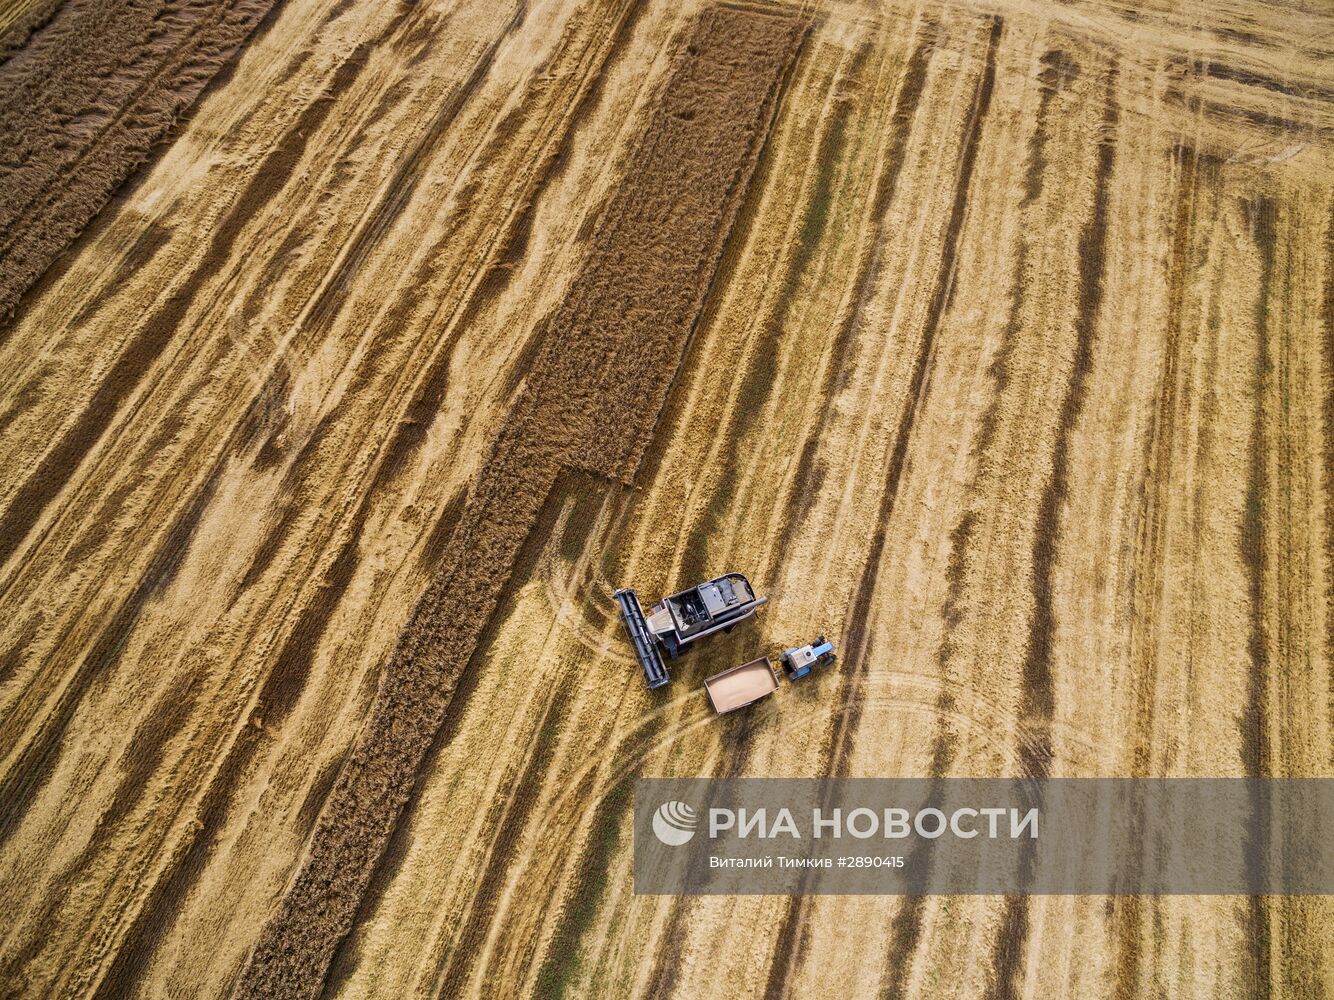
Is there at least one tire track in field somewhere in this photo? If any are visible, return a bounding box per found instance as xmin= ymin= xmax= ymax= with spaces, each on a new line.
xmin=674 ymin=32 xmax=870 ymax=586
xmin=773 ymin=20 xmax=935 ymax=560
xmin=233 ymin=12 xmax=806 ymax=997
xmin=0 ymin=4 xmax=421 ymax=579
xmin=985 ymin=61 xmax=1119 ymax=1000
xmin=762 ymin=18 xmax=1004 ymax=1000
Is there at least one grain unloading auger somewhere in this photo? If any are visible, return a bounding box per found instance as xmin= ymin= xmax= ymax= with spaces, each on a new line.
xmin=614 ymin=574 xmax=767 ymax=689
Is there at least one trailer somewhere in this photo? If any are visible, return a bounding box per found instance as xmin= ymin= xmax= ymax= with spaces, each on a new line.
xmin=704 ymin=656 xmax=779 ymax=714
xmin=614 ymin=573 xmax=767 ymax=689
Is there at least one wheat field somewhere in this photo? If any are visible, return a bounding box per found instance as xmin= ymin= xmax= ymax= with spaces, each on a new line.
xmin=0 ymin=0 xmax=1331 ymax=997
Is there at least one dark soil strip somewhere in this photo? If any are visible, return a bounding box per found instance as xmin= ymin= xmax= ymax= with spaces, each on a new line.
xmin=1200 ymin=59 xmax=1334 ymax=106
xmin=1240 ymin=193 xmax=1277 ymax=1000
xmin=1018 ymin=60 xmax=1119 ymax=785
xmin=1325 ymin=200 xmax=1334 ymax=774
xmin=231 ymin=11 xmax=806 ymax=999
xmin=762 ymin=19 xmax=1005 ymax=1000
xmin=1020 ymin=50 xmax=1079 ymax=207
xmin=985 ymin=63 xmax=1120 ymax=1000
xmin=0 ymin=0 xmax=290 ymax=318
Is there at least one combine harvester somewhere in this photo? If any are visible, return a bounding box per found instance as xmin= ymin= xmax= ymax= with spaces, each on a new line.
xmin=615 ymin=574 xmax=836 ymax=716
xmin=614 ymin=574 xmax=767 ymax=689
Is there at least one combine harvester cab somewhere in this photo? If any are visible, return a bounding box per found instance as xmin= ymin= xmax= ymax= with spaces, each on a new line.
xmin=614 ymin=574 xmax=767 ymax=689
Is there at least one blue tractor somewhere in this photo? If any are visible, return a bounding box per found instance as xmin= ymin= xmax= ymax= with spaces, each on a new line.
xmin=781 ymin=636 xmax=836 ymax=679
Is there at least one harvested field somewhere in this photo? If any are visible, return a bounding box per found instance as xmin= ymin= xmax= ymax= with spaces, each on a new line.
xmin=234 ymin=8 xmax=806 ymax=996
xmin=0 ymin=0 xmax=1332 ymax=998
xmin=0 ymin=0 xmax=283 ymax=317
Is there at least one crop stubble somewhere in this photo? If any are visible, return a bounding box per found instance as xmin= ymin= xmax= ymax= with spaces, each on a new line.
xmin=0 ymin=0 xmax=282 ymax=317
xmin=230 ymin=7 xmax=807 ymax=998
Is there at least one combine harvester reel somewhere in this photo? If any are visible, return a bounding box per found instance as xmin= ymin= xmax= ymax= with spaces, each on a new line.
xmin=613 ymin=574 xmax=767 ymax=689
